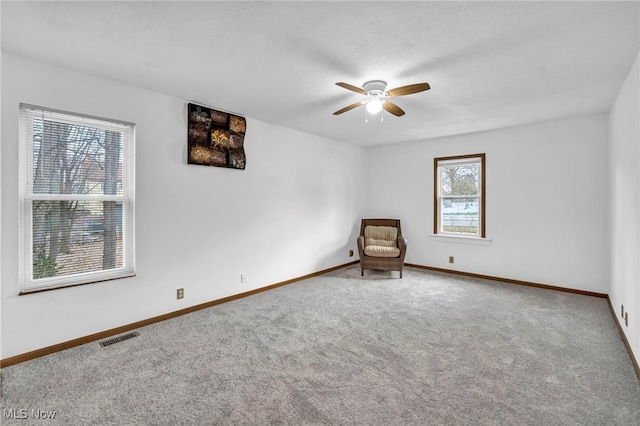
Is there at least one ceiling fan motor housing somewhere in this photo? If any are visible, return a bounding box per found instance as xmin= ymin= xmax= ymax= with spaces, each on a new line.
xmin=363 ymin=80 xmax=387 ymax=95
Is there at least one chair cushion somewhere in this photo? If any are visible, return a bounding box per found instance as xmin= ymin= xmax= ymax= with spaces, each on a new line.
xmin=364 ymin=245 xmax=401 ymax=257
xmin=364 ymin=225 xmax=400 ymax=257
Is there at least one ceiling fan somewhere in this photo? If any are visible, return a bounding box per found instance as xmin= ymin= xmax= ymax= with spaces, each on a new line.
xmin=333 ymin=80 xmax=430 ymax=117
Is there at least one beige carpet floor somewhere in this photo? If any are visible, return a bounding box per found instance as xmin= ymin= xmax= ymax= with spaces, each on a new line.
xmin=1 ymin=265 xmax=639 ymax=425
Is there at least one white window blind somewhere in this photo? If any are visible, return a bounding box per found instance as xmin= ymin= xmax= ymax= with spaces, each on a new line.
xmin=19 ymin=104 xmax=135 ymax=293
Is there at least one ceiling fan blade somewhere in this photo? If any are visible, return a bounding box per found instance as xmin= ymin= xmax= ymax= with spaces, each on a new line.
xmin=333 ymin=101 xmax=364 ymax=115
xmin=387 ymin=83 xmax=430 ymax=97
xmin=383 ymin=101 xmax=405 ymax=116
xmin=335 ymin=82 xmax=367 ymax=95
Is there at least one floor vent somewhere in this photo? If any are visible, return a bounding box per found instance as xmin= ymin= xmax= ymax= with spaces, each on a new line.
xmin=99 ymin=331 xmax=140 ymax=347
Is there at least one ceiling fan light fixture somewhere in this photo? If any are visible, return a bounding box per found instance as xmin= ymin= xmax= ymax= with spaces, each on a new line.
xmin=366 ymin=97 xmax=384 ymax=114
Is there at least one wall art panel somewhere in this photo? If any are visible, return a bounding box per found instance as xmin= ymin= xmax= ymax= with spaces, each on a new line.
xmin=188 ymin=103 xmax=246 ymax=169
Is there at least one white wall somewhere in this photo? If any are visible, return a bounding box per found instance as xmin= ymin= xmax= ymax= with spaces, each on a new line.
xmin=0 ymin=53 xmax=368 ymax=359
xmin=368 ymin=115 xmax=610 ymax=293
xmin=609 ymin=52 xmax=640 ymax=367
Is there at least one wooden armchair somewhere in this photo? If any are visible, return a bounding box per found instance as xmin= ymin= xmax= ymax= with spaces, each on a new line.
xmin=357 ymin=219 xmax=407 ymax=278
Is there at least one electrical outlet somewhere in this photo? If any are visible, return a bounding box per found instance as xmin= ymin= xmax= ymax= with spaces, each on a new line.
xmin=177 ymin=288 xmax=184 ymax=299
xmin=240 ymin=274 xmax=247 ymax=283
xmin=624 ymin=312 xmax=628 ymax=327
xmin=349 ymin=249 xmax=354 ymax=257
xmin=449 ymin=256 xmax=454 ymax=264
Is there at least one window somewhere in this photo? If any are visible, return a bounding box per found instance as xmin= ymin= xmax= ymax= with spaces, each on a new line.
xmin=19 ymin=104 xmax=135 ymax=293
xmin=434 ymin=154 xmax=485 ymax=238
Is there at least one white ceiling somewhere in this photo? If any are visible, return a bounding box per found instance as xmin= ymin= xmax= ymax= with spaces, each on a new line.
xmin=2 ymin=1 xmax=639 ymax=147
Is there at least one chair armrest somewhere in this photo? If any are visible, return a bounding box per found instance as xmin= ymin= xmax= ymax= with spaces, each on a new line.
xmin=398 ymin=237 xmax=408 ymax=251
xmin=398 ymin=237 xmax=408 ymax=264
xmin=357 ymin=235 xmax=365 ymax=258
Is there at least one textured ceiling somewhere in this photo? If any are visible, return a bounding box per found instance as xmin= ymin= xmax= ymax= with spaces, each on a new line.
xmin=2 ymin=1 xmax=639 ymax=147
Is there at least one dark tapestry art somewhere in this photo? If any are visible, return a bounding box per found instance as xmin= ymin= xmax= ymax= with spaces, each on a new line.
xmin=188 ymin=103 xmax=246 ymax=170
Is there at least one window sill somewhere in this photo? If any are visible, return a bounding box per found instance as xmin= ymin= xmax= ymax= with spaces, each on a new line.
xmin=428 ymin=234 xmax=492 ymax=246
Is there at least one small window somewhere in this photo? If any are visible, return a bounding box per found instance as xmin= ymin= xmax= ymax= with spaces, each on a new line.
xmin=19 ymin=104 xmax=135 ymax=293
xmin=434 ymin=154 xmax=485 ymax=238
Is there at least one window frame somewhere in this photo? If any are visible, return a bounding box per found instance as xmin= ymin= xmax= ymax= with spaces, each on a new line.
xmin=18 ymin=104 xmax=136 ymax=294
xmin=434 ymin=153 xmax=486 ymax=238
